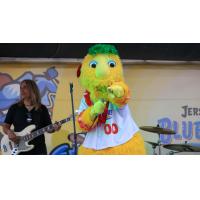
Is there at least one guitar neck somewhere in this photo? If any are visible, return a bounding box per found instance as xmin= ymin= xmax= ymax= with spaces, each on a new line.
xmin=23 ymin=116 xmax=72 ymax=142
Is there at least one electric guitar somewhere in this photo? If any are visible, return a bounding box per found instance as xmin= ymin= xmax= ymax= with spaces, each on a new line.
xmin=0 ymin=112 xmax=78 ymax=155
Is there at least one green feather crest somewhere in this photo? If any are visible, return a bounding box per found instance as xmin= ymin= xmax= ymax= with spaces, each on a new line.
xmin=88 ymin=44 xmax=119 ymax=56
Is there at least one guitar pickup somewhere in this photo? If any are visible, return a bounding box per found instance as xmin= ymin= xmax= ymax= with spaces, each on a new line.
xmin=3 ymin=145 xmax=8 ymax=152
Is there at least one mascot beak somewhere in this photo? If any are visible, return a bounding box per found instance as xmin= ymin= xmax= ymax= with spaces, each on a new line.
xmin=95 ymin=64 xmax=110 ymax=78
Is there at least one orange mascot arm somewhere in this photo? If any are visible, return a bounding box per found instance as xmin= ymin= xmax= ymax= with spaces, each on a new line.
xmin=77 ymin=107 xmax=98 ymax=132
xmin=108 ymin=81 xmax=130 ymax=108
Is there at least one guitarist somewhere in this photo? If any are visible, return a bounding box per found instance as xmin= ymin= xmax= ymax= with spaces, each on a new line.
xmin=2 ymin=79 xmax=61 ymax=155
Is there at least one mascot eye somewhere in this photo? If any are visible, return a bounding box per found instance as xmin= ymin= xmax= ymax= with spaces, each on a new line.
xmin=108 ymin=60 xmax=116 ymax=68
xmin=89 ymin=61 xmax=97 ymax=68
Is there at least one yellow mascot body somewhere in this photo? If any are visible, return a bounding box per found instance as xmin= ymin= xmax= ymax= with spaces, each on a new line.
xmin=76 ymin=44 xmax=146 ymax=155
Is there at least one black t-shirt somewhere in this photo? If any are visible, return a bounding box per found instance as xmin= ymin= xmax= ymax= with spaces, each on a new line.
xmin=4 ymin=103 xmax=52 ymax=146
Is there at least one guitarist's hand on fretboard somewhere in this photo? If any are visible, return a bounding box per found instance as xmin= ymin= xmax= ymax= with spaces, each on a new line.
xmin=53 ymin=121 xmax=62 ymax=132
xmin=47 ymin=121 xmax=62 ymax=133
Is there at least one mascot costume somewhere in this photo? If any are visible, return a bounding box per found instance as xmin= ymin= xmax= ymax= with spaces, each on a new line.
xmin=77 ymin=44 xmax=146 ymax=155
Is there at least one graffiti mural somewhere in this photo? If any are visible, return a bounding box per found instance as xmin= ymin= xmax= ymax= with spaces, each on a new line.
xmin=50 ymin=143 xmax=77 ymax=155
xmin=0 ymin=66 xmax=59 ymax=124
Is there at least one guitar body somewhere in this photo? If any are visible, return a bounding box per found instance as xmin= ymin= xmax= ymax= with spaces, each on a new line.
xmin=0 ymin=125 xmax=36 ymax=155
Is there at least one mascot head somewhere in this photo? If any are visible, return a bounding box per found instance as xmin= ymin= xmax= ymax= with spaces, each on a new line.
xmin=77 ymin=44 xmax=124 ymax=101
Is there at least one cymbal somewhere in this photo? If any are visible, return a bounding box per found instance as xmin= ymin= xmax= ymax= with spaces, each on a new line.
xmin=163 ymin=144 xmax=200 ymax=152
xmin=68 ymin=133 xmax=85 ymax=145
xmin=140 ymin=126 xmax=176 ymax=135
xmin=145 ymin=141 xmax=159 ymax=147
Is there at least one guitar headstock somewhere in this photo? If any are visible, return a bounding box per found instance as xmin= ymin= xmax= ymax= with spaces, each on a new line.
xmin=75 ymin=110 xmax=79 ymax=116
xmin=69 ymin=111 xmax=79 ymax=118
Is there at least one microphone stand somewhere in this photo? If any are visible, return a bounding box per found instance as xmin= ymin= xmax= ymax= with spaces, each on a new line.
xmin=157 ymin=124 xmax=162 ymax=155
xmin=70 ymin=82 xmax=78 ymax=155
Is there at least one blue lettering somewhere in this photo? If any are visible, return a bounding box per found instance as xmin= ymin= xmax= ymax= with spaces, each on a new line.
xmin=182 ymin=121 xmax=193 ymax=140
xmin=173 ymin=121 xmax=182 ymax=140
xmin=108 ymin=110 xmax=112 ymax=115
xmin=194 ymin=121 xmax=200 ymax=139
xmin=158 ymin=118 xmax=172 ymax=144
xmin=158 ymin=118 xmax=200 ymax=143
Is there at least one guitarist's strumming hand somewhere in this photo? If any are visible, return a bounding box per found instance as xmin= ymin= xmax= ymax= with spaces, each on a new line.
xmin=7 ymin=130 xmax=19 ymax=144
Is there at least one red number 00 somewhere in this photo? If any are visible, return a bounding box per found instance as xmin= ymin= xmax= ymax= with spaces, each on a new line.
xmin=104 ymin=123 xmax=118 ymax=135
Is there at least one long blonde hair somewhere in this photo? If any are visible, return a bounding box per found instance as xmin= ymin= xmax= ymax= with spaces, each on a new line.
xmin=19 ymin=79 xmax=41 ymax=110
